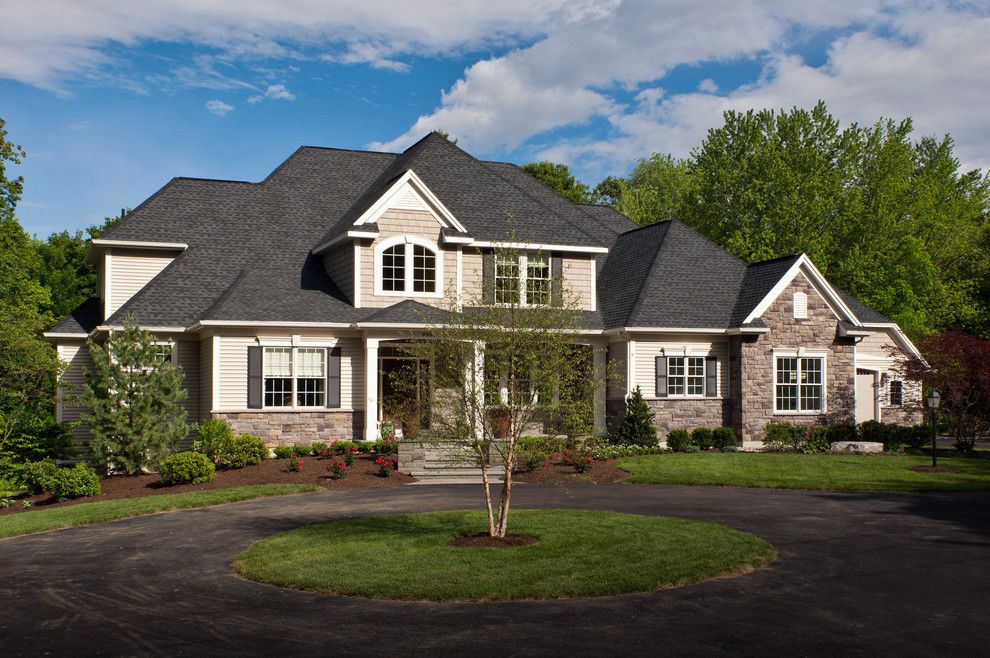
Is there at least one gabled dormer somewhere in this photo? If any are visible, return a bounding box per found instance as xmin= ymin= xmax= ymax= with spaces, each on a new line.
xmin=87 ymin=239 xmax=187 ymax=321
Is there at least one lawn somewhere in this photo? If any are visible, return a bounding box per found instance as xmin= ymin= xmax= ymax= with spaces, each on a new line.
xmin=617 ymin=452 xmax=990 ymax=492
xmin=233 ymin=509 xmax=775 ymax=601
xmin=0 ymin=484 xmax=322 ymax=539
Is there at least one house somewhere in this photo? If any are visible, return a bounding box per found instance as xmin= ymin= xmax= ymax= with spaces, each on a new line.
xmin=46 ymin=132 xmax=922 ymax=450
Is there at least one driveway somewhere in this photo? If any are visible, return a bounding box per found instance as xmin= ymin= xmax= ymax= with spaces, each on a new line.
xmin=1 ymin=484 xmax=987 ymax=656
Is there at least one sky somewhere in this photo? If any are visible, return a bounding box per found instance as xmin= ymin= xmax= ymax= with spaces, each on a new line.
xmin=3 ymin=1 xmax=989 ymax=236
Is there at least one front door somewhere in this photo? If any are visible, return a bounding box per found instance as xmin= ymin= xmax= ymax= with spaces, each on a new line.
xmin=855 ymin=369 xmax=877 ymax=424
xmin=379 ymin=356 xmax=431 ymax=437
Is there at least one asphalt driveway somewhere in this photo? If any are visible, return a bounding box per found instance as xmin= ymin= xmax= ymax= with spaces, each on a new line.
xmin=1 ymin=483 xmax=987 ymax=656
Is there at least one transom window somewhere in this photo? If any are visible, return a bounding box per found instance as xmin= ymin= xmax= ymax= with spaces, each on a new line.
xmin=376 ymin=237 xmax=442 ymax=296
xmin=264 ymin=347 xmax=326 ymax=408
xmin=495 ymin=253 xmax=552 ymax=306
xmin=668 ymin=356 xmax=705 ymax=396
xmin=775 ymin=356 xmax=824 ymax=412
xmin=889 ymin=380 xmax=903 ymax=406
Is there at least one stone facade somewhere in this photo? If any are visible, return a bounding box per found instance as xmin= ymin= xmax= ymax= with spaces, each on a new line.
xmin=738 ymin=274 xmax=857 ymax=444
xmin=213 ymin=411 xmax=364 ymax=445
xmin=645 ymin=399 xmax=733 ymax=436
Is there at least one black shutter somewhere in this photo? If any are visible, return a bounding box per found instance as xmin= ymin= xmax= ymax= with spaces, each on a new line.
xmin=247 ymin=346 xmax=262 ymax=409
xmin=656 ymin=356 xmax=668 ymax=398
xmin=551 ymin=254 xmax=563 ymax=306
xmin=482 ymin=251 xmax=494 ymax=304
xmin=705 ymin=356 xmax=718 ymax=397
xmin=326 ymin=346 xmax=342 ymax=408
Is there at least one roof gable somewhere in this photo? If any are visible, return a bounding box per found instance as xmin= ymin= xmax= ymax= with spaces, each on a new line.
xmin=740 ymin=254 xmax=860 ymax=326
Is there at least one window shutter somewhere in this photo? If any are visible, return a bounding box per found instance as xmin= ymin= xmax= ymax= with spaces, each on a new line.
xmin=551 ymin=254 xmax=563 ymax=306
xmin=247 ymin=346 xmax=262 ymax=409
xmin=705 ymin=356 xmax=718 ymax=397
xmin=326 ymin=346 xmax=342 ymax=408
xmin=656 ymin=356 xmax=668 ymax=397
xmin=482 ymin=251 xmax=494 ymax=304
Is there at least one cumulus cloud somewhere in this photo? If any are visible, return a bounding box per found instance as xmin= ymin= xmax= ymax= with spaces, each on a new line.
xmin=205 ymin=99 xmax=234 ymax=116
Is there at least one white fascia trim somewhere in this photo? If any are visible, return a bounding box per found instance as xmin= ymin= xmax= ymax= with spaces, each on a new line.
xmin=468 ymin=240 xmax=608 ymax=254
xmin=354 ymin=169 xmax=467 ymax=233
xmin=742 ymin=254 xmax=860 ymax=326
xmin=311 ymin=230 xmax=379 ymax=255
xmin=838 ymin=324 xmax=872 ymax=338
xmin=44 ymin=332 xmax=89 ymax=339
xmin=91 ymin=239 xmax=188 ymax=250
xmin=442 ymin=234 xmax=474 ymax=245
xmin=103 ymin=249 xmax=112 ymax=320
xmin=606 ymin=327 xmax=736 ymax=335
xmin=353 ymin=241 xmax=362 ymax=309
xmin=192 ymin=320 xmax=354 ymax=329
xmin=96 ymin=324 xmax=187 ymax=333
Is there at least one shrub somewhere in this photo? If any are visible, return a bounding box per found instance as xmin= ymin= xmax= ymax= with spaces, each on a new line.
xmin=330 ymin=440 xmax=359 ymax=454
xmin=613 ymin=387 xmax=658 ymax=447
xmin=194 ymin=419 xmax=235 ymax=463
xmin=691 ymin=427 xmax=714 ymax=450
xmin=802 ymin=426 xmax=831 ymax=454
xmin=323 ymin=445 xmax=357 ymax=466
xmin=589 ymin=444 xmax=664 ymax=460
xmin=858 ymin=420 xmax=895 ymax=448
xmin=326 ymin=457 xmax=349 ymax=480
xmin=288 ymin=457 xmax=303 ymax=472
xmin=896 ymin=425 xmax=929 ymax=450
xmin=372 ymin=439 xmax=398 ymax=454
xmin=46 ymin=464 xmax=101 ymax=501
xmin=272 ymin=446 xmax=294 ymax=459
xmin=517 ymin=442 xmax=548 ymax=471
xmin=666 ymin=429 xmax=692 ymax=452
xmin=224 ymin=434 xmax=268 ymax=469
xmin=561 ymin=447 xmax=593 ymax=473
xmin=309 ymin=442 xmax=328 ymax=456
xmin=21 ymin=460 xmax=60 ymax=494
xmin=721 ymin=445 xmax=738 ymax=453
xmin=825 ymin=424 xmax=857 ymax=444
xmin=380 ymin=421 xmax=396 ymax=441
xmin=159 ymin=452 xmax=215 ymax=485
xmin=684 ymin=444 xmax=701 ymax=453
xmin=374 ymin=455 xmax=398 ymax=477
xmin=763 ymin=423 xmax=798 ymax=451
xmin=711 ymin=427 xmax=737 ymax=451
xmin=291 ymin=443 xmax=311 ymax=457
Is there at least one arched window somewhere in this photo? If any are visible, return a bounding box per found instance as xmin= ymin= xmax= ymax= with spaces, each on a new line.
xmin=375 ymin=236 xmax=443 ymax=297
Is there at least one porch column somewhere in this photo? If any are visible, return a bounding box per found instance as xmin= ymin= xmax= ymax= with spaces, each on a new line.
xmin=364 ymin=337 xmax=380 ymax=442
xmin=592 ymin=340 xmax=607 ymax=435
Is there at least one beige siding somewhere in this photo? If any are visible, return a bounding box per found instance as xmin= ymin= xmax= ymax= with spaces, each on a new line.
xmin=857 ymin=329 xmax=899 ymax=360
xmin=632 ymin=336 xmax=729 ymax=399
xmin=57 ymin=341 xmax=92 ymax=442
xmin=107 ymin=248 xmax=175 ymax=316
xmin=174 ymin=338 xmax=200 ymax=423
xmin=606 ymin=340 xmax=627 ymax=399
xmin=214 ymin=334 xmax=363 ymax=411
xmin=563 ymin=255 xmax=594 ymax=311
xmin=323 ymin=242 xmax=354 ymax=303
xmin=199 ymin=336 xmax=214 ymax=419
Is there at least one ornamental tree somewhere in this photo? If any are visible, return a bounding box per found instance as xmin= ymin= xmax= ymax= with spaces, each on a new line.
xmin=80 ymin=319 xmax=189 ymax=473
xmin=904 ymin=330 xmax=990 ymax=454
xmin=613 ymin=387 xmax=658 ymax=447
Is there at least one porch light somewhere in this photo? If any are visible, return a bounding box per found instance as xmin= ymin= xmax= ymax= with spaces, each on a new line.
xmin=925 ymin=390 xmax=940 ymax=409
xmin=925 ymin=389 xmax=940 ymax=468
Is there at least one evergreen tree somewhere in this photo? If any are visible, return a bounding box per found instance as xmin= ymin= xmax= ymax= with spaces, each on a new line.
xmin=614 ymin=387 xmax=658 ymax=447
xmin=80 ymin=320 xmax=188 ymax=473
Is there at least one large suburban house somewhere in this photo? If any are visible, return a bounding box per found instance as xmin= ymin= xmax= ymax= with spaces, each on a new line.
xmin=46 ymin=132 xmax=922 ymax=450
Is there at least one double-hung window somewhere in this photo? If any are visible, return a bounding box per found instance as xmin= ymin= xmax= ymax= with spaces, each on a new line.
xmin=495 ymin=252 xmax=552 ymax=306
xmin=494 ymin=252 xmax=520 ymax=304
xmin=775 ymin=355 xmax=824 ymax=413
xmin=889 ymin=380 xmax=903 ymax=406
xmin=264 ymin=347 xmax=327 ymax=408
xmin=667 ymin=356 xmax=705 ymax=396
xmin=377 ymin=237 xmax=442 ymax=296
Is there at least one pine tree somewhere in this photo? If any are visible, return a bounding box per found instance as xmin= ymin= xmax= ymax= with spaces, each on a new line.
xmin=614 ymin=387 xmax=658 ymax=447
xmin=80 ymin=319 xmax=188 ymax=473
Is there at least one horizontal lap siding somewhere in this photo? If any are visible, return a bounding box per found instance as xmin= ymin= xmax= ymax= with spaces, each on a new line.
xmin=633 ymin=336 xmax=729 ymax=398
xmin=323 ymin=243 xmax=354 ymax=304
xmin=606 ymin=341 xmax=627 ymax=399
xmin=174 ymin=339 xmax=200 ymax=424
xmin=109 ymin=248 xmax=174 ymax=315
xmin=563 ymin=255 xmax=593 ymax=310
xmin=199 ymin=337 xmax=213 ymax=419
xmin=57 ymin=341 xmax=92 ymax=442
xmin=217 ymin=336 xmax=254 ymax=409
xmin=461 ymin=251 xmax=483 ymax=304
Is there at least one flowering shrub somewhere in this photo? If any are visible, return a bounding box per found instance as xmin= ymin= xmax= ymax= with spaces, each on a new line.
xmin=321 ymin=446 xmax=356 ymax=466
xmin=561 ymin=448 xmax=594 ymax=474
xmin=589 ymin=444 xmax=664 ymax=460
xmin=288 ymin=457 xmax=304 ymax=472
xmin=326 ymin=457 xmax=349 ymax=480
xmin=374 ymin=456 xmax=398 ymax=477
xmin=380 ymin=421 xmax=396 ymax=441
xmin=309 ymin=442 xmax=328 ymax=456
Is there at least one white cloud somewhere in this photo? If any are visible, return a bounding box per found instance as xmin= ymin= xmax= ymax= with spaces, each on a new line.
xmin=263 ymin=84 xmax=295 ymax=101
xmin=697 ymin=78 xmax=718 ymax=94
xmin=205 ymin=99 xmax=234 ymax=116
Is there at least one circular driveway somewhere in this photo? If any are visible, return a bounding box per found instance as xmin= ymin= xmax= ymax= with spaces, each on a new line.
xmin=1 ymin=483 xmax=987 ymax=656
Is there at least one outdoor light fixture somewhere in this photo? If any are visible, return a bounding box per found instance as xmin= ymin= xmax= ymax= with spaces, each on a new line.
xmin=925 ymin=390 xmax=941 ymax=468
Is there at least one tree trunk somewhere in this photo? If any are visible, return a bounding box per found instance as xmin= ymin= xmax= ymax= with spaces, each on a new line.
xmin=478 ymin=441 xmax=496 ymax=536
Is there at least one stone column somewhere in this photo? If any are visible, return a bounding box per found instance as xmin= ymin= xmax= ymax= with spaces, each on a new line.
xmin=364 ymin=337 xmax=380 ymax=442
xmin=592 ymin=340 xmax=607 ymax=435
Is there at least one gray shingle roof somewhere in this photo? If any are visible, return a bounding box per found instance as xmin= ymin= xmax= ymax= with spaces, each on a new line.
xmin=835 ymin=288 xmax=891 ymax=323
xmin=49 ymin=296 xmax=101 ymax=334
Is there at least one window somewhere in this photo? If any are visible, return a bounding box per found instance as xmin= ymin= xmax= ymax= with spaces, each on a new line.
xmin=295 ymin=348 xmax=326 ymax=407
xmin=890 ymin=380 xmax=903 ymax=406
xmin=494 ymin=252 xmax=520 ymax=304
xmin=412 ymin=245 xmax=436 ymax=293
xmin=775 ymin=356 xmax=824 ymax=412
xmin=667 ymin=356 xmax=705 ymax=396
xmin=264 ymin=347 xmax=293 ymax=407
xmin=154 ymin=343 xmax=173 ymax=364
xmin=377 ymin=238 xmax=442 ymax=295
xmin=381 ymin=244 xmax=405 ymax=292
xmin=495 ymin=253 xmax=553 ymax=306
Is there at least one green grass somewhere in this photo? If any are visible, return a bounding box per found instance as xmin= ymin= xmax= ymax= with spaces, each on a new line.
xmin=233 ymin=509 xmax=775 ymax=601
xmin=617 ymin=452 xmax=990 ymax=492
xmin=0 ymin=484 xmax=322 ymax=539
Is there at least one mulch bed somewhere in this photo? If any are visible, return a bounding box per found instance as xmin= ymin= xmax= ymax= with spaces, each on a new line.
xmin=0 ymin=455 xmax=413 ymax=516
xmin=450 ymin=532 xmax=538 ymax=548
xmin=512 ymin=459 xmax=629 ymax=485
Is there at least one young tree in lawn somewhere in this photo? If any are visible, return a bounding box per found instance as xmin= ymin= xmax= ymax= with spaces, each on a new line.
xmin=80 ymin=319 xmax=189 ymax=473
xmin=904 ymin=330 xmax=990 ymax=454
xmin=399 ymin=244 xmax=604 ymax=538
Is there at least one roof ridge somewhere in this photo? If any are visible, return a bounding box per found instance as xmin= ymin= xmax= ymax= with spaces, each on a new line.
xmin=172 ymin=176 xmax=259 ymax=185
xmin=298 ymin=144 xmax=401 ymax=156
xmin=748 ymin=253 xmax=803 ymax=268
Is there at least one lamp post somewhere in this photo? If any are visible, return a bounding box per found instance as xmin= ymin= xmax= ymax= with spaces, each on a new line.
xmin=925 ymin=390 xmax=941 ymax=468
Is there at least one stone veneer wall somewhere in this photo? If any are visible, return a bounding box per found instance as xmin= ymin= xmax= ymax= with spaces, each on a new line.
xmin=880 ymin=404 xmax=923 ymax=426
xmin=738 ymin=274 xmax=856 ymax=443
xmin=213 ymin=411 xmax=363 ymax=445
xmin=645 ymin=399 xmax=733 ymax=436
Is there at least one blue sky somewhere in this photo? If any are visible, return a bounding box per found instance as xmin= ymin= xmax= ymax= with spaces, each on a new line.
xmin=4 ymin=1 xmax=989 ymax=237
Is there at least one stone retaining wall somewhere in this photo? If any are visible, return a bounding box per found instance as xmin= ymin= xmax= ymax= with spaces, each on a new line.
xmin=212 ymin=411 xmax=363 ymax=445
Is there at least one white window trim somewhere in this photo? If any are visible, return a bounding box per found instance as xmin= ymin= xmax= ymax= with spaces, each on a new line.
xmin=373 ymin=235 xmax=444 ymax=298
xmin=772 ymin=348 xmax=828 ymax=415
xmin=666 ymin=355 xmax=708 ymax=399
xmin=262 ymin=345 xmax=329 ymax=410
xmin=494 ymin=252 xmax=552 ymax=308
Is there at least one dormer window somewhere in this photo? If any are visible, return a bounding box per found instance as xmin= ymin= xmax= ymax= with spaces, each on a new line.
xmin=375 ymin=236 xmax=443 ymax=297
